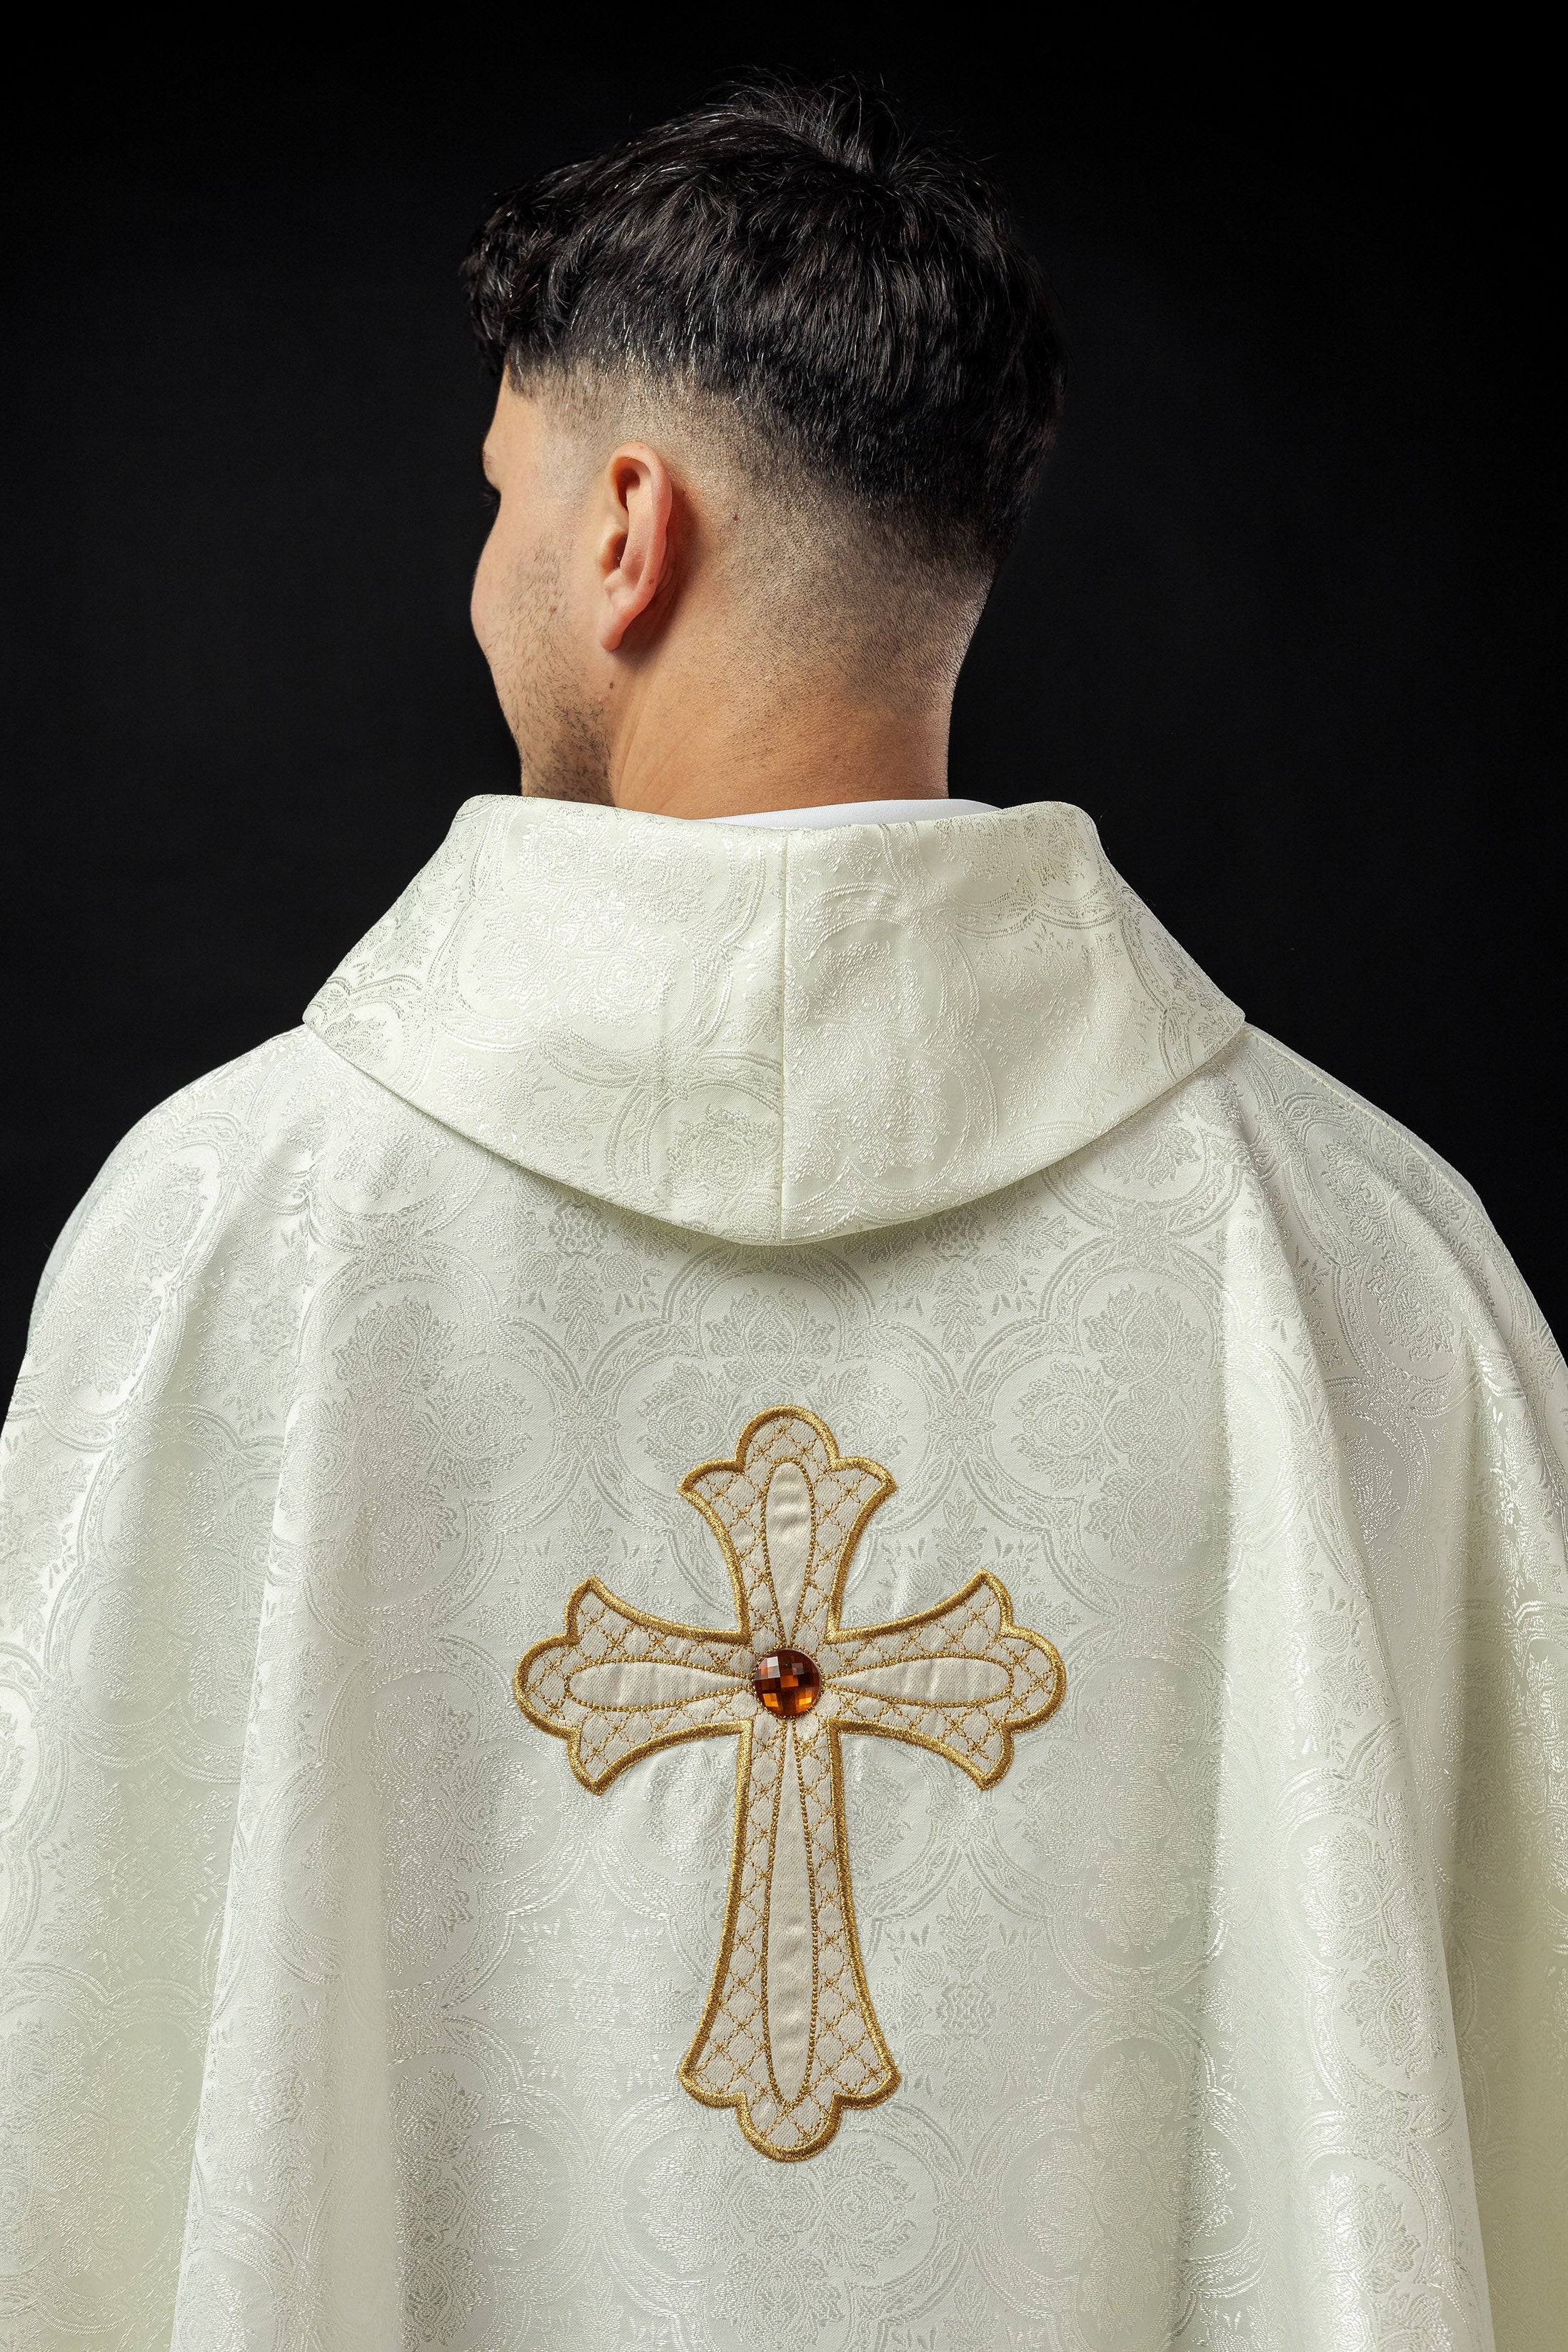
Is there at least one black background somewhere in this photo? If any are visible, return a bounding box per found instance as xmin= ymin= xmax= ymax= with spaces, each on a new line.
xmin=2 ymin=33 xmax=1561 ymax=1391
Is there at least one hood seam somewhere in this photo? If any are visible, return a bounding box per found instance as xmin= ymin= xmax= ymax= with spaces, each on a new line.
xmin=300 ymin=796 xmax=1245 ymax=1244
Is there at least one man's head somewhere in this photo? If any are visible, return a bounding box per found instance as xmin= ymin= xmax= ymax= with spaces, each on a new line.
xmin=463 ymin=80 xmax=1065 ymax=813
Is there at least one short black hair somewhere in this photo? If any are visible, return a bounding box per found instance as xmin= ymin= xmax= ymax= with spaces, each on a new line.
xmin=463 ymin=79 xmax=1065 ymax=575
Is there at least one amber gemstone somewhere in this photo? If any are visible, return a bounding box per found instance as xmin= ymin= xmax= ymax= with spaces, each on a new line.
xmin=753 ymin=1648 xmax=822 ymax=1718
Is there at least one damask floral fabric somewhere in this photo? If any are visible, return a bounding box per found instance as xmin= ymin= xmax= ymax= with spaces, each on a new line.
xmin=302 ymin=796 xmax=1244 ymax=1244
xmin=1 ymin=797 xmax=1564 ymax=2351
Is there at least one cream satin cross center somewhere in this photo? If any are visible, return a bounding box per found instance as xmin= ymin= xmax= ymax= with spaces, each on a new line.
xmin=516 ymin=1407 xmax=1065 ymax=2160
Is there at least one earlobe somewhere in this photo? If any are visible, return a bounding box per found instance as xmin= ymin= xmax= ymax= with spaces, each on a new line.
xmin=598 ymin=444 xmax=676 ymax=653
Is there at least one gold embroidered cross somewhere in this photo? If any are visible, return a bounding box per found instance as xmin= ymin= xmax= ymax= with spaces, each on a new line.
xmin=515 ymin=1406 xmax=1065 ymax=2160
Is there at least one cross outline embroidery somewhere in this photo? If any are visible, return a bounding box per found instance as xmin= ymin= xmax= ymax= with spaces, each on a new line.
xmin=515 ymin=1405 xmax=1065 ymax=2159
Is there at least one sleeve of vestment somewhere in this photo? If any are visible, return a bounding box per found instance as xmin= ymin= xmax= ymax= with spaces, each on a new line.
xmin=0 ymin=1049 xmax=298 ymax=2348
xmin=1393 ymin=1201 xmax=1568 ymax=2351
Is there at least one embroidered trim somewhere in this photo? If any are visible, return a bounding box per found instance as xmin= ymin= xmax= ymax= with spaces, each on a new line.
xmin=515 ymin=1406 xmax=1065 ymax=2159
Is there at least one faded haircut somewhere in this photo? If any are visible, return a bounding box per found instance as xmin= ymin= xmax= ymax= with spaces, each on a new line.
xmin=463 ymin=79 xmax=1066 ymax=582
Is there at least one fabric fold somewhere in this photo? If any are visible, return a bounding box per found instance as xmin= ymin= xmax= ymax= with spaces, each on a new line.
xmin=303 ymin=796 xmax=1244 ymax=1242
xmin=3 ymin=796 xmax=1563 ymax=2349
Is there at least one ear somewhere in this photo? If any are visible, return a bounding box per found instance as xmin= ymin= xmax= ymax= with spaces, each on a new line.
xmin=595 ymin=443 xmax=678 ymax=652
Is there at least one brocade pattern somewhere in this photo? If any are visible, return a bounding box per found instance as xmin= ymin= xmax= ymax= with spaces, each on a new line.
xmin=1 ymin=800 xmax=1564 ymax=2349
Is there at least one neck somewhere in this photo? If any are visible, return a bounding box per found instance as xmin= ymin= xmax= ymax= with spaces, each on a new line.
xmin=592 ymin=671 xmax=953 ymax=822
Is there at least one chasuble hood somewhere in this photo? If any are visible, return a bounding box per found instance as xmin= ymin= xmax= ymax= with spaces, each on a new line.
xmin=302 ymin=794 xmax=1245 ymax=1243
xmin=4 ymin=794 xmax=1567 ymax=2351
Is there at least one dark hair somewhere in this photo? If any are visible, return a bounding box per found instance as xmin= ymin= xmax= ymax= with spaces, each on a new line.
xmin=463 ymin=79 xmax=1065 ymax=574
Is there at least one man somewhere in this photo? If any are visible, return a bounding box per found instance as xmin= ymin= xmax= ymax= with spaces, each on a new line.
xmin=1 ymin=78 xmax=1562 ymax=2352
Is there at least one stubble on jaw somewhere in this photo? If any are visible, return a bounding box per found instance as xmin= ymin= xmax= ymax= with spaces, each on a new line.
xmin=501 ymin=539 xmax=614 ymax=806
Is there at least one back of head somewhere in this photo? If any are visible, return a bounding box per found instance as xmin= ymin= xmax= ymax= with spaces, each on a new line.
xmin=463 ymin=79 xmax=1065 ymax=588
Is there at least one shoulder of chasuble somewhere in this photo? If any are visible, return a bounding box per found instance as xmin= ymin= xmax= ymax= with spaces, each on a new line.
xmin=516 ymin=1404 xmax=1065 ymax=2161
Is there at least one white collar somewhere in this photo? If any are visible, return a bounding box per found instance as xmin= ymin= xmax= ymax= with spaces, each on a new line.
xmin=705 ymin=798 xmax=995 ymax=830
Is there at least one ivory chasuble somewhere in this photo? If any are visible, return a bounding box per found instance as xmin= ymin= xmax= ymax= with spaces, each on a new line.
xmin=1 ymin=795 xmax=1564 ymax=2350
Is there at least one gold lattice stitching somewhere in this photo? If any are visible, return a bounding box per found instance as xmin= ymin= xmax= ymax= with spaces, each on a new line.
xmin=515 ymin=1405 xmax=1065 ymax=2159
